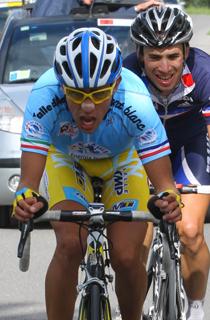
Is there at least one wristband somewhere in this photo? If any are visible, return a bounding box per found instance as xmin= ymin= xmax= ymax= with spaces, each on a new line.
xmin=12 ymin=187 xmax=48 ymax=217
xmin=157 ymin=189 xmax=184 ymax=208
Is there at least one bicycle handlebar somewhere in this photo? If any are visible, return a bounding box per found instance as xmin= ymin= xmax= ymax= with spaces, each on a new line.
xmin=17 ymin=209 xmax=158 ymax=272
xmin=17 ymin=184 xmax=210 ymax=272
xmin=33 ymin=209 xmax=159 ymax=224
xmin=149 ymin=184 xmax=210 ymax=194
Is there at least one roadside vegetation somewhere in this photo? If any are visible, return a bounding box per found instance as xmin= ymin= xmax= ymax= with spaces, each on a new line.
xmin=186 ymin=5 xmax=210 ymax=14
xmin=185 ymin=0 xmax=210 ymax=13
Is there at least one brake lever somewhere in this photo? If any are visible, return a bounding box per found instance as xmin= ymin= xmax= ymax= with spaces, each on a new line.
xmin=17 ymin=219 xmax=34 ymax=258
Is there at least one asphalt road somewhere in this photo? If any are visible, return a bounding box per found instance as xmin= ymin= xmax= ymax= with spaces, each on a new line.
xmin=190 ymin=15 xmax=210 ymax=54
xmin=0 ymin=224 xmax=209 ymax=320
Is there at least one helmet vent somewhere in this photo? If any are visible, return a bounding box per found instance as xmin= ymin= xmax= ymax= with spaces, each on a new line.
xmin=73 ymin=37 xmax=82 ymax=51
xmin=91 ymin=37 xmax=100 ymax=50
xmin=60 ymin=45 xmax=66 ymax=56
xmin=107 ymin=43 xmax=114 ymax=54
xmin=75 ymin=53 xmax=82 ymax=78
xmin=62 ymin=61 xmax=73 ymax=80
xmin=90 ymin=53 xmax=97 ymax=77
xmin=101 ymin=60 xmax=111 ymax=78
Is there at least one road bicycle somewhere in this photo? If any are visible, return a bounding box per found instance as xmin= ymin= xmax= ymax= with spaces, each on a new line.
xmin=143 ymin=184 xmax=210 ymax=320
xmin=17 ymin=177 xmax=160 ymax=320
xmin=17 ymin=183 xmax=210 ymax=320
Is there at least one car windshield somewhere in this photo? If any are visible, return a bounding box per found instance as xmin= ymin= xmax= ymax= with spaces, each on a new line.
xmin=3 ymin=19 xmax=135 ymax=84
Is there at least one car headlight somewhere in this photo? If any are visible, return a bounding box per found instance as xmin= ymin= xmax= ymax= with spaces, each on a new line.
xmin=0 ymin=95 xmax=23 ymax=134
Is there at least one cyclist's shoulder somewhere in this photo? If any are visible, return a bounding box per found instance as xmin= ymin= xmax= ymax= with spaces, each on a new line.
xmin=32 ymin=68 xmax=60 ymax=92
xmin=119 ymin=67 xmax=149 ymax=96
xmin=26 ymin=68 xmax=66 ymax=116
xmin=187 ymin=47 xmax=210 ymax=74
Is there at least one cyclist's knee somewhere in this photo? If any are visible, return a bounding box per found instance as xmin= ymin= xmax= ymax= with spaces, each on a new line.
xmin=178 ymin=222 xmax=205 ymax=255
xmin=111 ymin=248 xmax=140 ymax=272
xmin=55 ymin=236 xmax=83 ymax=265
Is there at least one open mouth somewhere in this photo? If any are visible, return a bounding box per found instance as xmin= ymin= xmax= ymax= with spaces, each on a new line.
xmin=156 ymin=74 xmax=174 ymax=87
xmin=79 ymin=116 xmax=96 ymax=132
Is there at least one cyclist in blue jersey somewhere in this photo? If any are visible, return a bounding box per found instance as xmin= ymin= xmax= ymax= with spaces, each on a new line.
xmin=124 ymin=6 xmax=210 ymax=320
xmin=13 ymin=27 xmax=182 ymax=320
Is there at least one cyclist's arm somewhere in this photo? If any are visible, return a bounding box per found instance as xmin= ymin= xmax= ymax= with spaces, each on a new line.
xmin=144 ymin=155 xmax=182 ymax=222
xmin=134 ymin=0 xmax=162 ymax=12
xmin=13 ymin=152 xmax=47 ymax=221
xmin=144 ymin=155 xmax=176 ymax=194
xmin=207 ymin=124 xmax=210 ymax=140
xmin=19 ymin=152 xmax=46 ymax=191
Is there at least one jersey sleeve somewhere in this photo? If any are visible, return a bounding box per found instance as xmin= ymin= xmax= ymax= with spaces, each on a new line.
xmin=21 ymin=93 xmax=52 ymax=155
xmin=21 ymin=69 xmax=66 ymax=155
xmin=198 ymin=71 xmax=210 ymax=125
xmin=133 ymin=94 xmax=170 ymax=164
xmin=189 ymin=49 xmax=210 ymax=126
xmin=20 ymin=70 xmax=62 ymax=155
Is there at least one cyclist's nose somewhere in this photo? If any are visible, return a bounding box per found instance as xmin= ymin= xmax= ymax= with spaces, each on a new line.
xmin=159 ymin=58 xmax=171 ymax=73
xmin=81 ymin=99 xmax=95 ymax=112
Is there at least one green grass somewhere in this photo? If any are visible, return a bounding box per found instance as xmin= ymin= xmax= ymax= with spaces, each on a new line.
xmin=186 ymin=6 xmax=210 ymax=14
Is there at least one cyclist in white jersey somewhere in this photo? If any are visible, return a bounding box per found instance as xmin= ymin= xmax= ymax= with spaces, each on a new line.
xmin=13 ymin=27 xmax=182 ymax=320
xmin=124 ymin=5 xmax=210 ymax=320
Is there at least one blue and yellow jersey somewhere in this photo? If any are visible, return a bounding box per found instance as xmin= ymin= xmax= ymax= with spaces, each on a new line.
xmin=21 ymin=67 xmax=170 ymax=164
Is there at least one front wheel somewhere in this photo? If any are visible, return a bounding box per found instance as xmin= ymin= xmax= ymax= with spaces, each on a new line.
xmin=77 ymin=284 xmax=112 ymax=320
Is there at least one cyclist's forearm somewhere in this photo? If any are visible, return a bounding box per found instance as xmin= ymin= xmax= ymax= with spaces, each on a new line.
xmin=144 ymin=156 xmax=178 ymax=194
xmin=19 ymin=151 xmax=47 ymax=191
xmin=207 ymin=124 xmax=210 ymax=140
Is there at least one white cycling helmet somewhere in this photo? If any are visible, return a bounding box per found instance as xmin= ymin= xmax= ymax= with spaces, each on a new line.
xmin=130 ymin=6 xmax=193 ymax=47
xmin=54 ymin=27 xmax=122 ymax=88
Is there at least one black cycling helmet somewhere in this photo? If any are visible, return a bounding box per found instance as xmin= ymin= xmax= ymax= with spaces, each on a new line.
xmin=130 ymin=6 xmax=193 ymax=48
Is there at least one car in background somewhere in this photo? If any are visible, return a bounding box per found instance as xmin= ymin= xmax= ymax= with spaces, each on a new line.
xmin=0 ymin=1 xmax=23 ymax=33
xmin=0 ymin=0 xmax=136 ymax=227
xmin=0 ymin=1 xmax=36 ymax=36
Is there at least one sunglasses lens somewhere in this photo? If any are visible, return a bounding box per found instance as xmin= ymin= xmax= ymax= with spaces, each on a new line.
xmin=65 ymin=88 xmax=85 ymax=103
xmin=92 ymin=89 xmax=111 ymax=102
xmin=70 ymin=91 xmax=84 ymax=103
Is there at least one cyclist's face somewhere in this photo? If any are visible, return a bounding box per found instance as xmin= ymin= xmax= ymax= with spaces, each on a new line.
xmin=142 ymin=44 xmax=187 ymax=96
xmin=65 ymin=79 xmax=120 ymax=133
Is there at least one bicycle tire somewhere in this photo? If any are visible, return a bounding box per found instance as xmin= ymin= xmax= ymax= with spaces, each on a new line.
xmin=162 ymin=232 xmax=186 ymax=320
xmin=89 ymin=283 xmax=101 ymax=320
xmin=77 ymin=286 xmax=112 ymax=320
xmin=145 ymin=226 xmax=185 ymax=320
xmin=162 ymin=233 xmax=177 ymax=320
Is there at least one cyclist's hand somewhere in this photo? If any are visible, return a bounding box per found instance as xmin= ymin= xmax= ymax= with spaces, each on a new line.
xmin=82 ymin=0 xmax=93 ymax=5
xmin=134 ymin=0 xmax=162 ymax=12
xmin=12 ymin=187 xmax=48 ymax=222
xmin=154 ymin=193 xmax=182 ymax=223
xmin=14 ymin=197 xmax=44 ymax=221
